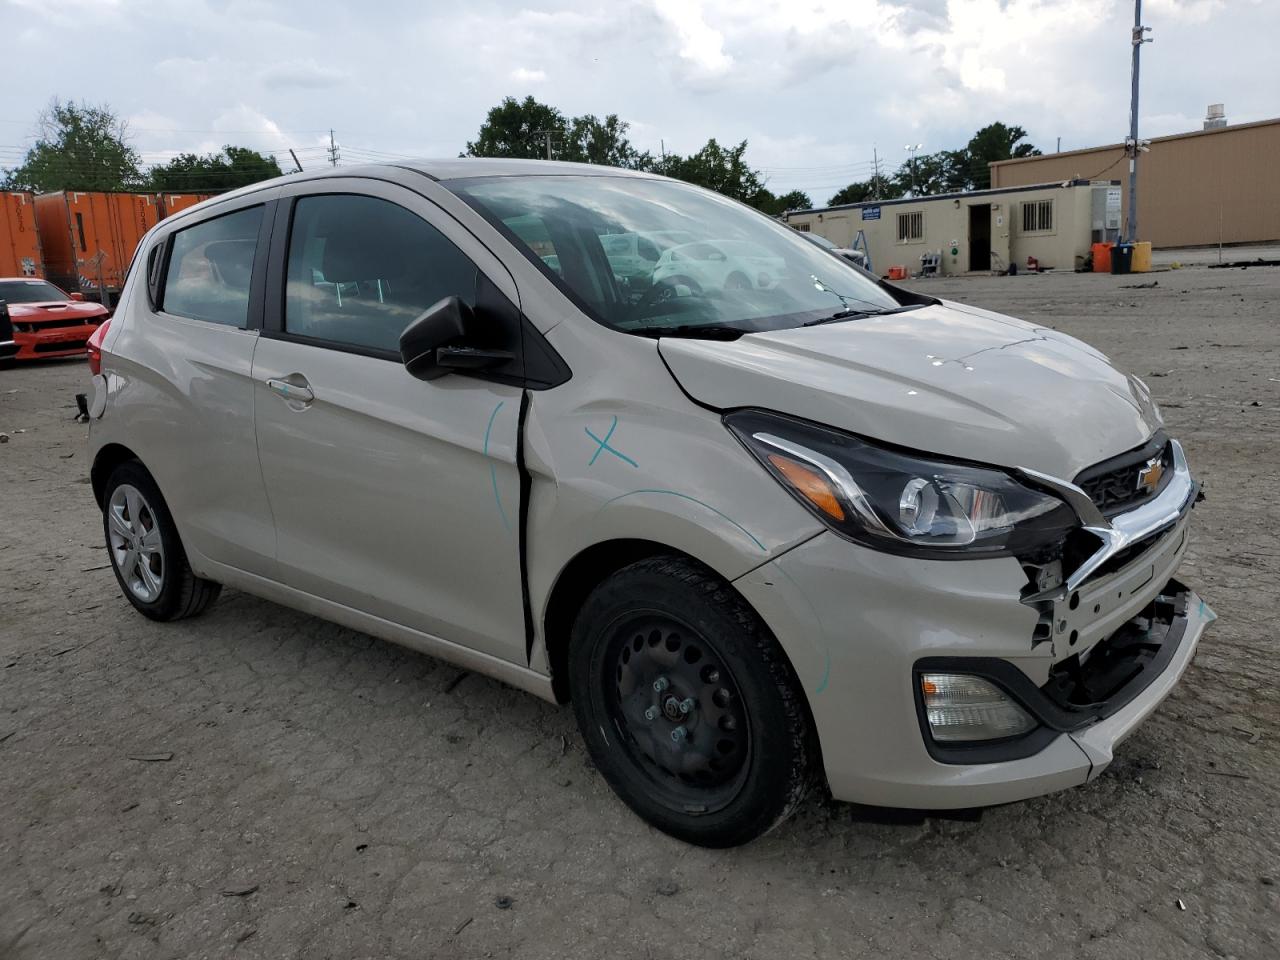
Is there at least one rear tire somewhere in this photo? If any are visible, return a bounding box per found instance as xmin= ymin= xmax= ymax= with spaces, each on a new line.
xmin=569 ymin=556 xmax=814 ymax=847
xmin=102 ymin=461 xmax=221 ymax=621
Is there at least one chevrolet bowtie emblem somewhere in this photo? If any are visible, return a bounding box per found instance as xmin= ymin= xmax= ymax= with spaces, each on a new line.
xmin=1136 ymin=456 xmax=1165 ymax=495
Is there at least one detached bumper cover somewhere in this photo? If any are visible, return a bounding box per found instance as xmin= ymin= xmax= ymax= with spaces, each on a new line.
xmin=914 ymin=582 xmax=1211 ymax=766
xmin=736 ymin=525 xmax=1212 ymax=809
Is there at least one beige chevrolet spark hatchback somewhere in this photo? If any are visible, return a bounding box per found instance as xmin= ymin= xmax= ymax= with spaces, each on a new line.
xmin=87 ymin=160 xmax=1213 ymax=847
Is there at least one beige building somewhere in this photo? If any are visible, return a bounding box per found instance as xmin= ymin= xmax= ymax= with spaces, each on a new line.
xmin=990 ymin=117 xmax=1280 ymax=248
xmin=783 ymin=180 xmax=1114 ymax=276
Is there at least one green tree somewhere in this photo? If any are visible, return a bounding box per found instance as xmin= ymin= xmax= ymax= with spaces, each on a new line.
xmin=748 ymin=188 xmax=812 ymax=216
xmin=963 ymin=122 xmax=1041 ymax=189
xmin=562 ymin=114 xmax=651 ymax=169
xmin=464 ymin=96 xmax=568 ymax=159
xmin=773 ymin=189 xmax=812 ymax=213
xmin=893 ymin=149 xmax=969 ymax=197
xmin=2 ymin=98 xmax=142 ymax=192
xmin=149 ymin=146 xmax=282 ymax=192
xmin=658 ymin=139 xmax=765 ymax=204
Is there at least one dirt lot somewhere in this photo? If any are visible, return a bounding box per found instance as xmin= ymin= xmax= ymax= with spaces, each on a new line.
xmin=2 ymin=260 xmax=1278 ymax=959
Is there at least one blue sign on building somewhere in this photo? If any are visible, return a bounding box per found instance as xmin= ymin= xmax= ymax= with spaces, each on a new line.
xmin=862 ymin=206 xmax=881 ymax=221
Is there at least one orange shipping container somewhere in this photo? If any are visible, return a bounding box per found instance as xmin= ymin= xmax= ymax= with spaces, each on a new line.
xmin=157 ymin=193 xmax=215 ymax=218
xmin=0 ymin=192 xmax=44 ymax=278
xmin=33 ymin=191 xmax=160 ymax=300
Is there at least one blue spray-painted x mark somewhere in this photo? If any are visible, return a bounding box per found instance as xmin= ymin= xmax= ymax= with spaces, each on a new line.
xmin=585 ymin=416 xmax=639 ymax=468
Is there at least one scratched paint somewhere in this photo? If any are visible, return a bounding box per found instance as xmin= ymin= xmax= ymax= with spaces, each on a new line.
xmin=585 ymin=415 xmax=639 ymax=468
xmin=483 ymin=401 xmax=511 ymax=532
xmin=598 ymin=489 xmax=765 ymax=552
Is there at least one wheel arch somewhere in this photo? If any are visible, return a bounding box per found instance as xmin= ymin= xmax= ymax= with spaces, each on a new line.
xmin=540 ymin=536 xmax=816 ymax=747
xmin=91 ymin=442 xmax=144 ymax=508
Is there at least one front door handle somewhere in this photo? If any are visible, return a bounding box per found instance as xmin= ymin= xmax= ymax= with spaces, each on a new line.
xmin=266 ymin=377 xmax=314 ymax=405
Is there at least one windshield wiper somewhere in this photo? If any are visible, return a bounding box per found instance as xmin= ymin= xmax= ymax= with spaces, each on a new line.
xmin=802 ymin=303 xmax=924 ymax=327
xmin=629 ymin=324 xmax=748 ymax=340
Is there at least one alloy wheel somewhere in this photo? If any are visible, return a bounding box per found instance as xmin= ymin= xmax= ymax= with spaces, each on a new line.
xmin=107 ymin=483 xmax=165 ymax=603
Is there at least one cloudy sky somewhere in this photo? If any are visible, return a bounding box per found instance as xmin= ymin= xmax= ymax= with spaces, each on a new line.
xmin=1 ymin=0 xmax=1272 ymax=204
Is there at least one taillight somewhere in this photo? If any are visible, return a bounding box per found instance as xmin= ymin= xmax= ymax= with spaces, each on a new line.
xmin=86 ymin=318 xmax=112 ymax=375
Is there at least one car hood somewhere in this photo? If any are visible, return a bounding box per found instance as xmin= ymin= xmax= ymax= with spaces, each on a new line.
xmin=658 ymin=300 xmax=1162 ymax=480
xmin=7 ymin=299 xmax=108 ymax=319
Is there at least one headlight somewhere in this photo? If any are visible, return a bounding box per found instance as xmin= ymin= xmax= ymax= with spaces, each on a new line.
xmin=725 ymin=409 xmax=1077 ymax=559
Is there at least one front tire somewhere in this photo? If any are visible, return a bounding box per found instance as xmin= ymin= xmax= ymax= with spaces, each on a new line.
xmin=102 ymin=461 xmax=221 ymax=621
xmin=569 ymin=557 xmax=814 ymax=847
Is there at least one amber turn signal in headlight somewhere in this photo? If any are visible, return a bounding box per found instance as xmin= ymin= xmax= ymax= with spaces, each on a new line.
xmin=767 ymin=453 xmax=845 ymax=520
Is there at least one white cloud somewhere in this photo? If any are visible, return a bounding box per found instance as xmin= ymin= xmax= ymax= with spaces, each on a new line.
xmin=259 ymin=58 xmax=348 ymax=90
xmin=651 ymin=0 xmax=734 ymax=75
xmin=1 ymin=0 xmax=1273 ymax=205
xmin=211 ymin=105 xmax=287 ymax=145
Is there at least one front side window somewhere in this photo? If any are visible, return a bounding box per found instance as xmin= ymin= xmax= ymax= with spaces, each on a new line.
xmin=162 ymin=206 xmax=262 ymax=327
xmin=449 ymin=175 xmax=900 ymax=338
xmin=285 ymin=194 xmax=478 ymax=353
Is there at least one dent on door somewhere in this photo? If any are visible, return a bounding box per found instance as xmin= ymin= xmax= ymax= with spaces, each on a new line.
xmin=251 ymin=339 xmax=529 ymax=664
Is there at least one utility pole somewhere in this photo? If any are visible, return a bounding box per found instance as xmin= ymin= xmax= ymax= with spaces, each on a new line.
xmin=872 ymin=147 xmax=881 ymax=200
xmin=532 ymin=129 xmax=554 ymax=160
xmin=904 ymin=143 xmax=922 ymax=197
xmin=327 ymin=129 xmax=340 ymax=167
xmin=1126 ymin=0 xmax=1152 ymax=242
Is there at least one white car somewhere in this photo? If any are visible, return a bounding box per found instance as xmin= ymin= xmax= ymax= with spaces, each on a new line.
xmin=599 ymin=230 xmax=695 ymax=289
xmin=86 ymin=159 xmax=1212 ymax=847
xmin=651 ymin=239 xmax=786 ymax=297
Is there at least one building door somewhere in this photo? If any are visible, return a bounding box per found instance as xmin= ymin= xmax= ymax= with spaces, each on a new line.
xmin=968 ymin=204 xmax=991 ymax=272
xmin=990 ymin=203 xmax=1011 ymax=273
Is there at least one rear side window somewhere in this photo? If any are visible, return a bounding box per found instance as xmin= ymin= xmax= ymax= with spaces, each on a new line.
xmin=162 ymin=206 xmax=262 ymax=327
xmin=284 ymin=194 xmax=478 ymax=354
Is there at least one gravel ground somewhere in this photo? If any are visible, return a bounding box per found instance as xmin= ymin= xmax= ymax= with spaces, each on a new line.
xmin=2 ymin=260 xmax=1278 ymax=959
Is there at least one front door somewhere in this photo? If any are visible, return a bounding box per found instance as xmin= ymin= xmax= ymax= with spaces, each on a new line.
xmin=990 ymin=203 xmax=1011 ymax=273
xmin=251 ymin=181 xmax=528 ymax=664
xmin=968 ymin=204 xmax=991 ymax=272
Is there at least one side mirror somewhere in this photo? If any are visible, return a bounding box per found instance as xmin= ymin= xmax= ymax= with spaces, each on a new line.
xmin=399 ymin=295 xmax=514 ymax=381
xmin=70 ymin=292 xmax=85 ymax=301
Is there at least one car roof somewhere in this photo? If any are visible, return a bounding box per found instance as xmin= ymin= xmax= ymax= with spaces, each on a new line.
xmin=156 ymin=159 xmax=669 ymax=227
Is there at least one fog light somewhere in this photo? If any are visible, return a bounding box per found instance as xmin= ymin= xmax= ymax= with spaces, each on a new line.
xmin=920 ymin=673 xmax=1036 ymax=742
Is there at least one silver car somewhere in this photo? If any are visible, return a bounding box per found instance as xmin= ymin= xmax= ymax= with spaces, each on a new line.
xmin=87 ymin=160 xmax=1213 ymax=847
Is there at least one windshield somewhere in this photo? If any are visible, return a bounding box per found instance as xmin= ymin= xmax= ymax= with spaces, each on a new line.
xmin=803 ymin=232 xmax=838 ymax=251
xmin=0 ymin=279 xmax=70 ymax=304
xmin=448 ymin=175 xmax=900 ymax=336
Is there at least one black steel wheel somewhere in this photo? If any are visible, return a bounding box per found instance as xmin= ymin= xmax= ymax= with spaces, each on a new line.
xmin=604 ymin=612 xmax=751 ymax=813
xmin=569 ymin=556 xmax=815 ymax=847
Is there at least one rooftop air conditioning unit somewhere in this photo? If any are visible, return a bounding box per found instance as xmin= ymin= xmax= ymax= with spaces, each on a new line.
xmin=1204 ymin=103 xmax=1227 ymax=129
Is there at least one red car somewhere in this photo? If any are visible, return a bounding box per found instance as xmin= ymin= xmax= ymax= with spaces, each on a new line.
xmin=0 ymin=277 xmax=109 ymax=360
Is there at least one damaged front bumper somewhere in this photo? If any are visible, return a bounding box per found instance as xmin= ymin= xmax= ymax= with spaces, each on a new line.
xmin=914 ymin=581 xmax=1213 ymax=768
xmin=735 ymin=486 xmax=1213 ymax=808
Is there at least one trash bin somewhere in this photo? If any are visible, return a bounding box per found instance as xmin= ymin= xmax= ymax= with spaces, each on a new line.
xmin=1131 ymin=241 xmax=1152 ymax=273
xmin=1091 ymin=242 xmax=1113 ymax=273
xmin=1111 ymin=243 xmax=1134 ymax=275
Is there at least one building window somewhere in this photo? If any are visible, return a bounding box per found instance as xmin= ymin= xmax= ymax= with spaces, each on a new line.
xmin=897 ymin=211 xmax=923 ymax=243
xmin=1022 ymin=199 xmax=1054 ymax=233
xmin=792 ymin=222 xmax=811 ymax=232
